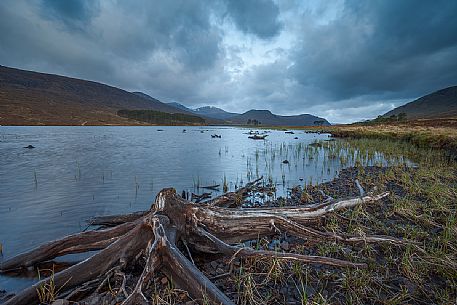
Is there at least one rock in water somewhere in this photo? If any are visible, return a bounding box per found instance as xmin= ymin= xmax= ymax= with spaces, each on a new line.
xmin=280 ymin=241 xmax=290 ymax=251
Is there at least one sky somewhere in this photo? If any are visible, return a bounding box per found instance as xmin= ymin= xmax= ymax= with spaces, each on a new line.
xmin=1 ymin=0 xmax=456 ymax=123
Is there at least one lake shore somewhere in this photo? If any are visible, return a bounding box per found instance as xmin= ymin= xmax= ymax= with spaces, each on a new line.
xmin=303 ymin=118 xmax=457 ymax=158
xmin=2 ymin=156 xmax=456 ymax=304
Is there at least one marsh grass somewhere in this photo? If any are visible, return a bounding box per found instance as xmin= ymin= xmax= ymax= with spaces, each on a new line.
xmin=305 ymin=121 xmax=457 ymax=158
xmin=75 ymin=161 xmax=81 ymax=181
xmin=33 ymin=169 xmax=38 ymax=188
xmin=36 ymin=266 xmax=70 ymax=305
xmin=171 ymin=127 xmax=457 ymax=303
xmin=201 ymin=135 xmax=457 ymax=304
xmin=223 ymin=174 xmax=228 ymax=193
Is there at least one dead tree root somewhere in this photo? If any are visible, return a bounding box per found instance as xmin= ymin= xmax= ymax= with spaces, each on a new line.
xmin=1 ymin=180 xmax=410 ymax=305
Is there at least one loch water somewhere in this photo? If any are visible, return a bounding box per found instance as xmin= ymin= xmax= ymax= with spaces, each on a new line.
xmin=0 ymin=126 xmax=393 ymax=291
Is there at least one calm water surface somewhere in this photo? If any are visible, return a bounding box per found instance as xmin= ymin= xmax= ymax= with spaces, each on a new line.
xmin=0 ymin=126 xmax=385 ymax=291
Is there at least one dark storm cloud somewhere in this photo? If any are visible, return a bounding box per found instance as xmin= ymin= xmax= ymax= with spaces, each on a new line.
xmin=228 ymin=0 xmax=457 ymax=122
xmin=290 ymin=0 xmax=457 ymax=101
xmin=41 ymin=0 xmax=98 ymax=22
xmin=103 ymin=0 xmax=224 ymax=70
xmin=0 ymin=1 xmax=113 ymax=78
xmin=0 ymin=0 xmax=456 ymax=123
xmin=224 ymin=0 xmax=282 ymax=39
xmin=0 ymin=0 xmax=226 ymax=87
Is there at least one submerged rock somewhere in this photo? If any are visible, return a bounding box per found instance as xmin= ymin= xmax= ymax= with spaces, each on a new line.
xmin=280 ymin=241 xmax=290 ymax=251
xmin=210 ymin=261 xmax=218 ymax=269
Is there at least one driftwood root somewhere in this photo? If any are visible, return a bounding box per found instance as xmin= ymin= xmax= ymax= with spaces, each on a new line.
xmin=1 ymin=178 xmax=405 ymax=305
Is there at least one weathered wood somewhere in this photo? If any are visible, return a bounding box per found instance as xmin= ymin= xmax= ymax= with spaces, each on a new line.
xmin=271 ymin=216 xmax=412 ymax=245
xmin=201 ymin=184 xmax=220 ymax=191
xmin=122 ymin=230 xmax=161 ymax=305
xmin=195 ymin=227 xmax=367 ymax=268
xmin=191 ymin=192 xmax=390 ymax=244
xmin=207 ymin=176 xmax=264 ymax=207
xmin=163 ymin=238 xmax=235 ymax=305
xmin=191 ymin=192 xmax=211 ymax=203
xmin=87 ymin=211 xmax=148 ymax=226
xmin=4 ymin=222 xmax=153 ymax=305
xmin=0 ymin=221 xmax=137 ymax=272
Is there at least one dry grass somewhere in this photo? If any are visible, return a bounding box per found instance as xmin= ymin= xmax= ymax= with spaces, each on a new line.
xmin=291 ymin=118 xmax=457 ymax=158
xmin=202 ymin=135 xmax=457 ymax=304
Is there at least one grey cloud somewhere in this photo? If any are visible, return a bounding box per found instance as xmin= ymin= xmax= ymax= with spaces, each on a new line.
xmin=91 ymin=1 xmax=223 ymax=69
xmin=40 ymin=0 xmax=100 ymax=30
xmin=42 ymin=0 xmax=97 ymax=20
xmin=224 ymin=0 xmax=282 ymax=39
xmin=0 ymin=0 xmax=224 ymax=83
xmin=290 ymin=0 xmax=457 ymax=100
xmin=0 ymin=1 xmax=115 ymax=81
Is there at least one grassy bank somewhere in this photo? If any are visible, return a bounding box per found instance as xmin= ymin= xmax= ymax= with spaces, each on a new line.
xmin=276 ymin=118 xmax=457 ymax=158
xmin=201 ymin=137 xmax=457 ymax=304
xmin=324 ymin=125 xmax=456 ymax=156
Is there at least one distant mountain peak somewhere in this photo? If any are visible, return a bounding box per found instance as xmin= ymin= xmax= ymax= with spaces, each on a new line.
xmin=244 ymin=109 xmax=273 ymax=115
xmin=229 ymin=109 xmax=330 ymax=126
xmin=195 ymin=106 xmax=216 ymax=110
xmin=165 ymin=103 xmax=239 ymax=120
xmin=165 ymin=102 xmax=194 ymax=112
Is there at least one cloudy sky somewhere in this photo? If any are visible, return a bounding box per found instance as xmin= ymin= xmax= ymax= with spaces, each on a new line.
xmin=1 ymin=0 xmax=456 ymax=123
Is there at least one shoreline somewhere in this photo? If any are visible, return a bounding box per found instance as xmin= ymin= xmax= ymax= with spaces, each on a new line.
xmin=2 ymin=159 xmax=456 ymax=304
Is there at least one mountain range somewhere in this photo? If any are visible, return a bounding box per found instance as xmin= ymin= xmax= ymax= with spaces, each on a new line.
xmin=226 ymin=110 xmax=329 ymax=126
xmin=0 ymin=65 xmax=329 ymax=126
xmin=194 ymin=106 xmax=239 ymax=120
xmin=3 ymin=65 xmax=454 ymax=126
xmin=163 ymin=103 xmax=329 ymax=126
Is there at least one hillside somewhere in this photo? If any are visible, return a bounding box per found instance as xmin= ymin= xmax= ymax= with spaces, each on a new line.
xmin=228 ymin=110 xmax=330 ymax=126
xmin=0 ymin=65 xmax=198 ymax=125
xmin=117 ymin=109 xmax=205 ymax=125
xmin=193 ymin=106 xmax=238 ymax=120
xmin=131 ymin=91 xmax=162 ymax=104
xmin=383 ymin=86 xmax=457 ymax=119
xmin=165 ymin=102 xmax=195 ymax=113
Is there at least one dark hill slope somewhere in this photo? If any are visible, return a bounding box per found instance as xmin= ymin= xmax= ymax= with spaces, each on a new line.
xmin=131 ymin=91 xmax=163 ymax=104
xmin=0 ymin=65 xmax=195 ymax=125
xmin=383 ymin=86 xmax=457 ymax=119
xmin=165 ymin=102 xmax=195 ymax=113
